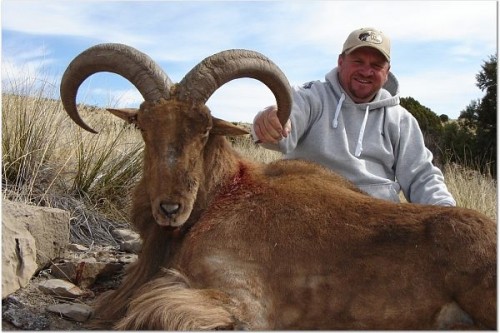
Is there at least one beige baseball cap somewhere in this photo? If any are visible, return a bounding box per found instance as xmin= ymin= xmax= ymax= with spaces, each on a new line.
xmin=342 ymin=27 xmax=391 ymax=62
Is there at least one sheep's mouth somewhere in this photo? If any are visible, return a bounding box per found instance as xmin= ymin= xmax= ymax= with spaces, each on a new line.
xmin=154 ymin=214 xmax=188 ymax=228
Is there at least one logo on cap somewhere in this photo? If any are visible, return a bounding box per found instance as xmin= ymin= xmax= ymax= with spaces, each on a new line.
xmin=358 ymin=31 xmax=383 ymax=44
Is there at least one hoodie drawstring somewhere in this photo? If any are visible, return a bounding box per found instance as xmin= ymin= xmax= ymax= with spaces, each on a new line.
xmin=332 ymin=93 xmax=345 ymax=129
xmin=381 ymin=107 xmax=386 ymax=137
xmin=355 ymin=105 xmax=370 ymax=157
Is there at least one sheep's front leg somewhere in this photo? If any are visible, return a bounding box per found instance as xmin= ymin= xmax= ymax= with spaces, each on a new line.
xmin=114 ymin=270 xmax=246 ymax=330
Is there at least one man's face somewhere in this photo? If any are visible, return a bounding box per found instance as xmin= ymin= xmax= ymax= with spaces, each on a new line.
xmin=337 ymin=47 xmax=390 ymax=103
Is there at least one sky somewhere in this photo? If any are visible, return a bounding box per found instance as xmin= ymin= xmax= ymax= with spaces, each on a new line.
xmin=2 ymin=0 xmax=498 ymax=123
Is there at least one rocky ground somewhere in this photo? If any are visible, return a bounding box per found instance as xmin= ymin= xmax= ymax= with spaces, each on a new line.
xmin=2 ymin=198 xmax=143 ymax=331
xmin=2 ymin=242 xmax=138 ymax=330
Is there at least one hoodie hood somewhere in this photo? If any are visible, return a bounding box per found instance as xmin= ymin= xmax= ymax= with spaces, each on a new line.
xmin=383 ymin=71 xmax=399 ymax=97
xmin=326 ymin=68 xmax=400 ymax=156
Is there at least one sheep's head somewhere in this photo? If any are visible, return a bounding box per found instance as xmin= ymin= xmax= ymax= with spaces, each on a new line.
xmin=106 ymin=99 xmax=248 ymax=227
xmin=60 ymin=44 xmax=291 ymax=227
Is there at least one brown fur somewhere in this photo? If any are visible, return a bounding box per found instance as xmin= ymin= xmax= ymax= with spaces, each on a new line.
xmin=91 ymin=99 xmax=496 ymax=330
xmin=113 ymin=269 xmax=244 ymax=330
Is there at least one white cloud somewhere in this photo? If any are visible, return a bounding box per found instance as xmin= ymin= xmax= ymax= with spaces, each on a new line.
xmin=3 ymin=2 xmax=91 ymax=36
xmin=2 ymin=58 xmax=59 ymax=96
xmin=2 ymin=0 xmax=496 ymax=121
xmin=5 ymin=1 xmax=495 ymax=58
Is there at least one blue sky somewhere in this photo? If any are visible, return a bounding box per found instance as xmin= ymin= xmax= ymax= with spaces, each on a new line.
xmin=2 ymin=1 xmax=497 ymax=123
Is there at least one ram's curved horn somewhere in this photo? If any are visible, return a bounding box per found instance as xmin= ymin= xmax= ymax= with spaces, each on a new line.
xmin=60 ymin=43 xmax=173 ymax=133
xmin=177 ymin=49 xmax=292 ymax=127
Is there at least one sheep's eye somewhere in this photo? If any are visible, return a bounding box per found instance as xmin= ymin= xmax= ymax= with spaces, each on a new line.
xmin=201 ymin=129 xmax=210 ymax=138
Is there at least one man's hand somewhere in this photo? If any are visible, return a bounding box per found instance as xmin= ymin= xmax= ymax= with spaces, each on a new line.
xmin=253 ymin=105 xmax=291 ymax=144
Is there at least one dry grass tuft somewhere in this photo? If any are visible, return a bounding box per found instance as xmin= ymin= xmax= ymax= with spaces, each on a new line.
xmin=2 ymin=74 xmax=143 ymax=246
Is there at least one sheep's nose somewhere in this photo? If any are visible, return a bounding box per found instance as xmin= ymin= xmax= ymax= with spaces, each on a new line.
xmin=160 ymin=202 xmax=180 ymax=218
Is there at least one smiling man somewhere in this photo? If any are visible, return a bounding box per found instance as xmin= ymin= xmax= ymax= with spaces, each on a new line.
xmin=252 ymin=27 xmax=456 ymax=206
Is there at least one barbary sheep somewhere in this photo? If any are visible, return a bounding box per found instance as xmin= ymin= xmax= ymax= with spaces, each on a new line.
xmin=60 ymin=43 xmax=496 ymax=330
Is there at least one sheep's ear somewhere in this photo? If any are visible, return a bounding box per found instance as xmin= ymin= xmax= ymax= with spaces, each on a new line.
xmin=106 ymin=108 xmax=139 ymax=124
xmin=211 ymin=117 xmax=249 ymax=136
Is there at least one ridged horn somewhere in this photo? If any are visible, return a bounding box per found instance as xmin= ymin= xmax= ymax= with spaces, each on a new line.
xmin=60 ymin=43 xmax=173 ymax=133
xmin=177 ymin=49 xmax=292 ymax=127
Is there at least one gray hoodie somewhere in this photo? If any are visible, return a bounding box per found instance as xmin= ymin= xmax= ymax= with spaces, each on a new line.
xmin=259 ymin=68 xmax=456 ymax=206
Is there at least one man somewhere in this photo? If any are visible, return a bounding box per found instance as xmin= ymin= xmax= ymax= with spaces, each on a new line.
xmin=252 ymin=27 xmax=456 ymax=206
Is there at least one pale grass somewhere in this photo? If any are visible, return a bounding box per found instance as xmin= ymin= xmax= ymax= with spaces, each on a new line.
xmin=231 ymin=136 xmax=283 ymax=163
xmin=444 ymin=163 xmax=497 ymax=221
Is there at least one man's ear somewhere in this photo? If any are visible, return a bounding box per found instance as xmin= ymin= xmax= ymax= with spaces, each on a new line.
xmin=211 ymin=117 xmax=249 ymax=136
xmin=106 ymin=108 xmax=139 ymax=124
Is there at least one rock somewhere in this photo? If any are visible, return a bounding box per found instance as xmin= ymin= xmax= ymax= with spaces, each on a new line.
xmin=50 ymin=260 xmax=124 ymax=288
xmin=112 ymin=228 xmax=140 ymax=241
xmin=2 ymin=215 xmax=38 ymax=298
xmin=111 ymin=228 xmax=142 ymax=253
xmin=47 ymin=303 xmax=93 ymax=322
xmin=67 ymin=243 xmax=89 ymax=252
xmin=120 ymin=238 xmax=142 ymax=253
xmin=2 ymin=199 xmax=70 ymax=268
xmin=38 ymin=279 xmax=85 ymax=298
xmin=112 ymin=228 xmax=142 ymax=253
xmin=2 ymin=295 xmax=50 ymax=330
